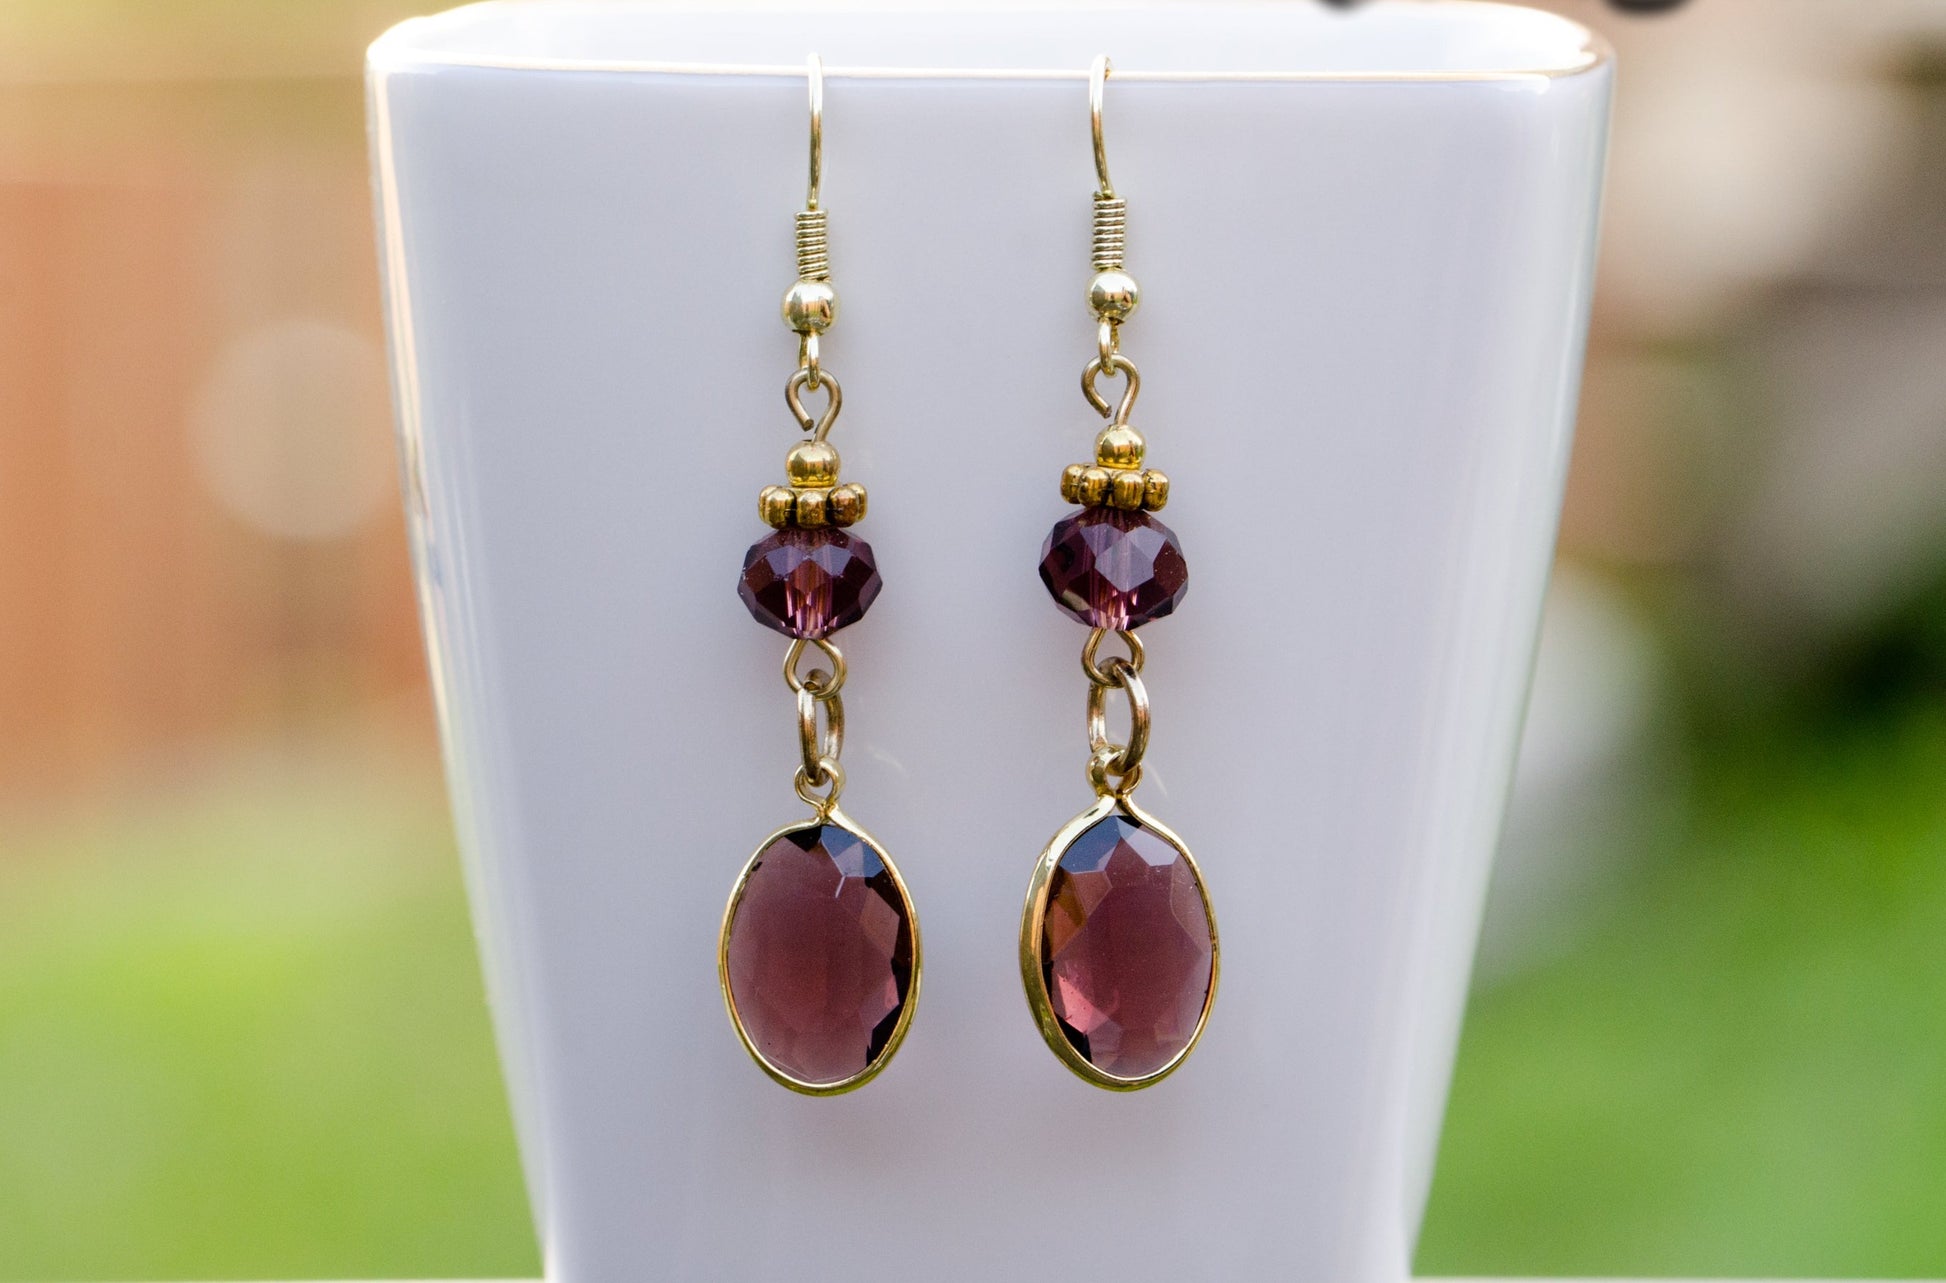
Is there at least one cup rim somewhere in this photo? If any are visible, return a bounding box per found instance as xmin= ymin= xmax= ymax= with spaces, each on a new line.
xmin=368 ymin=0 xmax=1611 ymax=85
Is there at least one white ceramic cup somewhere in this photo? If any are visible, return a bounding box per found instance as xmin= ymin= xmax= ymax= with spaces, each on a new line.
xmin=368 ymin=4 xmax=1611 ymax=1278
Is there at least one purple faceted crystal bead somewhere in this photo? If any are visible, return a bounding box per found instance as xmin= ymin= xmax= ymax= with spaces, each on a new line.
xmin=1039 ymin=506 xmax=1188 ymax=630
xmin=739 ymin=527 xmax=882 ymax=640
xmin=1040 ymin=814 xmax=1215 ymax=1080
xmin=724 ymin=823 xmax=915 ymax=1086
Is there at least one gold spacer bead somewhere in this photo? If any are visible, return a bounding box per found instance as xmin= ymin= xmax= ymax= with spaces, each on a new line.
xmin=786 ymin=440 xmax=841 ymax=487
xmin=794 ymin=487 xmax=829 ymax=527
xmin=759 ymin=485 xmax=795 ymax=528
xmin=1142 ymin=470 xmax=1170 ymax=510
xmin=1094 ymin=423 xmax=1146 ymax=469
xmin=1087 ymin=269 xmax=1140 ymax=323
xmin=827 ymin=483 xmax=867 ymax=526
xmin=781 ymin=279 xmax=838 ymax=334
xmin=1060 ymin=463 xmax=1087 ymax=504
xmin=1078 ymin=467 xmax=1111 ymax=507
xmin=1110 ymin=471 xmax=1146 ymax=509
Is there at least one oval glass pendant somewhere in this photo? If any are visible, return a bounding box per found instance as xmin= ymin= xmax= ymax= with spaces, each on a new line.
xmin=720 ymin=810 xmax=920 ymax=1095
xmin=1019 ymin=793 xmax=1218 ymax=1090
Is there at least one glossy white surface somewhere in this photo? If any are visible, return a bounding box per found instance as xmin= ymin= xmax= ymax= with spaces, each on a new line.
xmin=368 ymin=4 xmax=1610 ymax=1280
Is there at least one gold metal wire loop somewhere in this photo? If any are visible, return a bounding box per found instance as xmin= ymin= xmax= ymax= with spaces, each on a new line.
xmin=794 ymin=757 xmax=846 ymax=815
xmin=1086 ymin=658 xmax=1149 ymax=778
xmin=785 ymin=367 xmax=842 ymax=440
xmin=784 ymin=636 xmax=848 ymax=697
xmin=1090 ymin=55 xmax=1115 ymax=199
xmin=805 ymin=53 xmax=824 ymax=211
xmin=796 ymin=684 xmax=845 ymax=783
xmin=797 ymin=332 xmax=822 ymax=387
xmin=1097 ymin=318 xmax=1119 ymax=370
xmin=1081 ymin=627 xmax=1145 ymax=685
xmin=1080 ymin=354 xmax=1140 ymax=424
xmin=1087 ymin=744 xmax=1143 ymax=798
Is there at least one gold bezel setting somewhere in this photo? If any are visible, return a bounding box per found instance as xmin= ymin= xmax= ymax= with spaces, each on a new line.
xmin=719 ymin=806 xmax=922 ymax=1097
xmin=1018 ymin=791 xmax=1219 ymax=1091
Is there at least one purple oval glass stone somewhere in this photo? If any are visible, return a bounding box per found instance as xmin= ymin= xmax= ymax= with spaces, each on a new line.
xmin=1038 ymin=507 xmax=1188 ymax=630
xmin=739 ymin=527 xmax=882 ymax=640
xmin=725 ymin=823 xmax=915 ymax=1086
xmin=1040 ymin=814 xmax=1214 ymax=1080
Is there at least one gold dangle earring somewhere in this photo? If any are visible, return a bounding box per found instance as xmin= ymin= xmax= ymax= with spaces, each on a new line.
xmin=1019 ymin=57 xmax=1217 ymax=1091
xmin=719 ymin=56 xmax=919 ymax=1095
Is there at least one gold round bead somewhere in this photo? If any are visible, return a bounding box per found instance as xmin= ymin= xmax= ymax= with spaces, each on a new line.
xmin=827 ymin=483 xmax=867 ymax=526
xmin=1087 ymin=269 xmax=1140 ymax=322
xmin=795 ymin=488 xmax=829 ymax=527
xmin=1094 ymin=424 xmax=1147 ymax=469
xmin=1142 ymin=470 xmax=1170 ymax=510
xmin=781 ymin=279 xmax=838 ymax=334
xmin=786 ymin=440 xmax=841 ymax=487
xmin=1110 ymin=471 xmax=1146 ymax=509
xmin=759 ymin=485 xmax=795 ymax=528
xmin=1060 ymin=463 xmax=1088 ymax=503
xmin=1077 ymin=467 xmax=1111 ymax=507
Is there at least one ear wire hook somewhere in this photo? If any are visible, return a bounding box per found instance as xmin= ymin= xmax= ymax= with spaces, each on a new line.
xmin=806 ymin=52 xmax=824 ymax=212
xmin=1090 ymin=54 xmax=1115 ymax=199
xmin=1084 ymin=54 xmax=1138 ymax=420
xmin=788 ymin=54 xmax=836 ymax=392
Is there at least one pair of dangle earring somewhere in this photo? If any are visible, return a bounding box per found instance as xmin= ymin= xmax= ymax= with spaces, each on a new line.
xmin=718 ymin=56 xmax=1215 ymax=1097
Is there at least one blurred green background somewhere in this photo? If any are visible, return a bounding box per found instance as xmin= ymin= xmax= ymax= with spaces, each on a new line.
xmin=2 ymin=1 xmax=1944 ymax=1279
